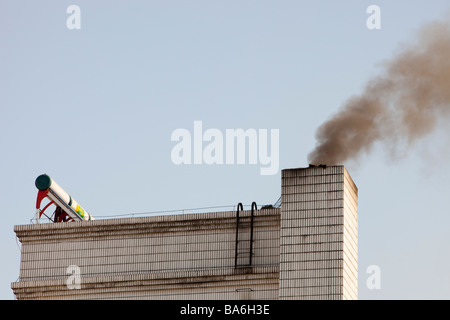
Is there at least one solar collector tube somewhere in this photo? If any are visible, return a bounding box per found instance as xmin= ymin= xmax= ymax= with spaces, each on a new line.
xmin=35 ymin=174 xmax=94 ymax=221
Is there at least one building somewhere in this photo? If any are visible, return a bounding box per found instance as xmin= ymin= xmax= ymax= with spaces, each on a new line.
xmin=11 ymin=165 xmax=358 ymax=300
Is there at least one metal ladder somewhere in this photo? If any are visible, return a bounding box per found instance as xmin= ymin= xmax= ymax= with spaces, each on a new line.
xmin=234 ymin=202 xmax=257 ymax=268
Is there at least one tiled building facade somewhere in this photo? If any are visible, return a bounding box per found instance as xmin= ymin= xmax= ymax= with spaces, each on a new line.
xmin=12 ymin=166 xmax=357 ymax=300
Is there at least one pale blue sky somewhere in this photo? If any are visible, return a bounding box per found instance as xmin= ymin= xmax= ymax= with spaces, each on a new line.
xmin=1 ymin=1 xmax=450 ymax=299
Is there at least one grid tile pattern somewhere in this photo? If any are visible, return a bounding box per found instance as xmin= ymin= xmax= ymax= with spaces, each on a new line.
xmin=12 ymin=266 xmax=279 ymax=300
xmin=279 ymin=166 xmax=358 ymax=300
xmin=12 ymin=166 xmax=357 ymax=300
xmin=13 ymin=209 xmax=280 ymax=300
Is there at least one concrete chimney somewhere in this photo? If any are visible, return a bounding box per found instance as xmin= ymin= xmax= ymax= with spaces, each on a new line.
xmin=279 ymin=165 xmax=358 ymax=299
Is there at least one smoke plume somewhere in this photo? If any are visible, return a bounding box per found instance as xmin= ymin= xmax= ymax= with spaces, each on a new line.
xmin=308 ymin=18 xmax=450 ymax=165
